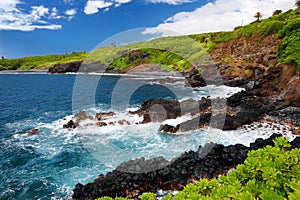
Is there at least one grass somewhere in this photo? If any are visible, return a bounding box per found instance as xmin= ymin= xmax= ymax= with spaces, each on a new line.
xmin=106 ymin=6 xmax=300 ymax=72
xmin=1 ymin=8 xmax=299 ymax=72
xmin=84 ymin=36 xmax=206 ymax=72
xmin=0 ymin=51 xmax=87 ymax=70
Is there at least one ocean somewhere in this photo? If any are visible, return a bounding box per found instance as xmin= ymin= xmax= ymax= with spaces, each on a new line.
xmin=0 ymin=74 xmax=291 ymax=199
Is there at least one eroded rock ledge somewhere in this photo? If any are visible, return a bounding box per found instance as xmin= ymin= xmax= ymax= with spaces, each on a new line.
xmin=48 ymin=61 xmax=83 ymax=73
xmin=72 ymin=134 xmax=300 ymax=199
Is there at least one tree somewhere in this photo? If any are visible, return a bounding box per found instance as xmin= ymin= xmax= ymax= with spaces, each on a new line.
xmin=1 ymin=56 xmax=4 ymax=60
xmin=273 ymin=9 xmax=282 ymax=16
xmin=296 ymin=0 xmax=300 ymax=7
xmin=254 ymin=12 xmax=263 ymax=21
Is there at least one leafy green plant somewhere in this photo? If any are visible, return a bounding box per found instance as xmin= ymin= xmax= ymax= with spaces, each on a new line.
xmin=140 ymin=192 xmax=156 ymax=200
xmin=161 ymin=193 xmax=172 ymax=200
xmin=277 ymin=18 xmax=300 ymax=72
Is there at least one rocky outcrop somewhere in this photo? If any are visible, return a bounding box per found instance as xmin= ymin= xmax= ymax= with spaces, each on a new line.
xmin=128 ymin=50 xmax=149 ymax=62
xmin=130 ymin=98 xmax=210 ymax=124
xmin=184 ymin=34 xmax=282 ymax=88
xmin=72 ymin=134 xmax=300 ymax=199
xmin=95 ymin=112 xmax=115 ymax=121
xmin=63 ymin=111 xmax=93 ymax=129
xmin=63 ymin=111 xmax=118 ymax=129
xmin=48 ymin=61 xmax=83 ymax=73
xmin=212 ymin=34 xmax=280 ymax=87
xmin=63 ymin=120 xmax=77 ymax=129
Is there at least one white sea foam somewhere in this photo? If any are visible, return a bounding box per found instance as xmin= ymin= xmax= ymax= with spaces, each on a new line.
xmin=190 ymin=85 xmax=245 ymax=100
xmin=4 ymin=81 xmax=294 ymax=200
xmin=163 ymin=114 xmax=195 ymax=126
xmin=5 ymin=103 xmax=297 ymax=200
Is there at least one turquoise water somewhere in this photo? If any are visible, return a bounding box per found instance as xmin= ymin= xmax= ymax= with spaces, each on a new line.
xmin=0 ymin=74 xmax=187 ymax=199
xmin=0 ymin=74 xmax=273 ymax=199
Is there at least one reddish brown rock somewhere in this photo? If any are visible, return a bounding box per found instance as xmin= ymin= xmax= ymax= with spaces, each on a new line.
xmin=95 ymin=112 xmax=115 ymax=121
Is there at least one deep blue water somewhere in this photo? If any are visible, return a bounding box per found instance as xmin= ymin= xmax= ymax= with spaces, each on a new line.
xmin=0 ymin=74 xmax=181 ymax=199
xmin=0 ymin=74 xmax=270 ymax=199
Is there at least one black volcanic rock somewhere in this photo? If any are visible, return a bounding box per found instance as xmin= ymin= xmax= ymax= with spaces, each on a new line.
xmin=48 ymin=61 xmax=83 ymax=73
xmin=130 ymin=98 xmax=210 ymax=125
xmin=72 ymin=134 xmax=299 ymax=200
xmin=63 ymin=120 xmax=77 ymax=129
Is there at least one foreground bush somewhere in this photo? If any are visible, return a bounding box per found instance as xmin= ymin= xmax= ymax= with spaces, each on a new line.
xmin=97 ymin=137 xmax=300 ymax=200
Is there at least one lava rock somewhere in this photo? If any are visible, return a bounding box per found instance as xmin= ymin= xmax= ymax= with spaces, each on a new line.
xmin=63 ymin=120 xmax=76 ymax=129
xmin=72 ymin=134 xmax=296 ymax=200
xmin=48 ymin=61 xmax=83 ymax=73
xmin=95 ymin=112 xmax=115 ymax=121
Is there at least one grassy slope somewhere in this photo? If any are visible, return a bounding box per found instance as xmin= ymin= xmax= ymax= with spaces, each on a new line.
xmin=0 ymin=8 xmax=299 ymax=72
xmin=0 ymin=52 xmax=87 ymax=70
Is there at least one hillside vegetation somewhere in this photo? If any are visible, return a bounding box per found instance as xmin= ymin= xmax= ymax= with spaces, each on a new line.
xmin=84 ymin=7 xmax=300 ymax=73
xmin=0 ymin=8 xmax=299 ymax=72
xmin=0 ymin=51 xmax=87 ymax=70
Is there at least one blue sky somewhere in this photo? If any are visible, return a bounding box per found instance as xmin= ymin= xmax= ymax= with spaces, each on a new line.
xmin=0 ymin=0 xmax=295 ymax=58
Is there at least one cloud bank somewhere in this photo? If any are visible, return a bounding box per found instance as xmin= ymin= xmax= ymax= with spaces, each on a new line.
xmin=84 ymin=0 xmax=132 ymax=14
xmin=0 ymin=0 xmax=80 ymax=31
xmin=0 ymin=1 xmax=62 ymax=31
xmin=144 ymin=0 xmax=295 ymax=36
xmin=83 ymin=0 xmax=190 ymax=15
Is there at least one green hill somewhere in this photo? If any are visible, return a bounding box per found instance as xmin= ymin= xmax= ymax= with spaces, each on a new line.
xmin=0 ymin=51 xmax=87 ymax=70
xmin=1 ymin=7 xmax=299 ymax=73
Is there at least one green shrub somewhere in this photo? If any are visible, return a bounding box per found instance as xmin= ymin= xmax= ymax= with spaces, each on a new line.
xmin=261 ymin=20 xmax=285 ymax=36
xmin=277 ymin=19 xmax=300 ymax=72
xmin=97 ymin=197 xmax=114 ymax=200
xmin=161 ymin=193 xmax=172 ymax=200
xmin=140 ymin=192 xmax=156 ymax=200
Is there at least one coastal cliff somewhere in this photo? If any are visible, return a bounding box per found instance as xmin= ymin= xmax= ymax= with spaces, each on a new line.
xmin=71 ymin=8 xmax=300 ymax=199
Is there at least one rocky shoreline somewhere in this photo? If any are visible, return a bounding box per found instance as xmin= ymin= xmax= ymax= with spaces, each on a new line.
xmin=72 ymin=134 xmax=300 ymax=199
xmin=69 ymin=33 xmax=299 ymax=199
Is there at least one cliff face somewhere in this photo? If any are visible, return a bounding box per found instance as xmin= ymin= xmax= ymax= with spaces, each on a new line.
xmin=48 ymin=60 xmax=83 ymax=73
xmin=211 ymin=34 xmax=280 ymax=82
xmin=210 ymin=33 xmax=299 ymax=107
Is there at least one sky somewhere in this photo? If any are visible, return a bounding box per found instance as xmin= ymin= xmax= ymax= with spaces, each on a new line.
xmin=0 ymin=0 xmax=296 ymax=58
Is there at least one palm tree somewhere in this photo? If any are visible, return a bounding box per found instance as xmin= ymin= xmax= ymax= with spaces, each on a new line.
xmin=254 ymin=12 xmax=263 ymax=21
xmin=273 ymin=10 xmax=282 ymax=16
xmin=296 ymin=0 xmax=300 ymax=7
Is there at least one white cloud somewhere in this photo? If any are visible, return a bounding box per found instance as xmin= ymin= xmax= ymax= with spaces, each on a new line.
xmin=30 ymin=5 xmax=49 ymax=21
xmin=84 ymin=0 xmax=113 ymax=14
xmin=49 ymin=7 xmax=62 ymax=19
xmin=65 ymin=8 xmax=77 ymax=20
xmin=0 ymin=1 xmax=62 ymax=31
xmin=115 ymin=0 xmax=132 ymax=3
xmin=84 ymin=0 xmax=132 ymax=14
xmin=146 ymin=0 xmax=193 ymax=5
xmin=144 ymin=0 xmax=295 ymax=36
